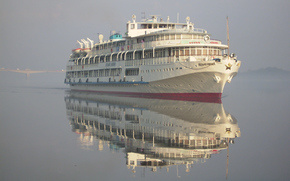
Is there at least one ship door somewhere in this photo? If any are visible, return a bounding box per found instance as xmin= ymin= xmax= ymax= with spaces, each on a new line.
xmin=141 ymin=76 xmax=143 ymax=82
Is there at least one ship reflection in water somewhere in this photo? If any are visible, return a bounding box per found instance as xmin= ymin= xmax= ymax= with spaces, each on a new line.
xmin=64 ymin=91 xmax=240 ymax=176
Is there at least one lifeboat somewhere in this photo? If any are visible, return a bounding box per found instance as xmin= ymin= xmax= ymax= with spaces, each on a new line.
xmin=72 ymin=48 xmax=82 ymax=53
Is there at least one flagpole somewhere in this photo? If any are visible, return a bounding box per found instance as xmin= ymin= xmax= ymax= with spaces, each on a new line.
xmin=227 ymin=16 xmax=230 ymax=57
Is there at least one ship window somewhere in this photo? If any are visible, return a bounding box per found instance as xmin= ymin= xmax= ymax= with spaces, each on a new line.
xmin=175 ymin=49 xmax=179 ymax=56
xmin=208 ymin=48 xmax=213 ymax=56
xmin=165 ymin=34 xmax=169 ymax=40
xmin=144 ymin=36 xmax=153 ymax=42
xmin=112 ymin=54 xmax=117 ymax=61
xmin=110 ymin=68 xmax=121 ymax=76
xmin=182 ymin=34 xmax=192 ymax=39
xmin=89 ymin=71 xmax=93 ymax=77
xmin=170 ymin=34 xmax=175 ymax=40
xmin=203 ymin=48 xmax=207 ymax=55
xmin=131 ymin=24 xmax=135 ymax=29
xmin=197 ymin=49 xmax=202 ymax=55
xmin=105 ymin=69 xmax=110 ymax=76
xmin=99 ymin=70 xmax=104 ymax=77
xmin=191 ymin=48 xmax=196 ymax=55
xmin=85 ymin=58 xmax=89 ymax=64
xmin=179 ymin=49 xmax=184 ymax=56
xmin=157 ymin=35 xmax=161 ymax=41
xmin=125 ymin=68 xmax=139 ymax=76
xmin=84 ymin=71 xmax=88 ymax=77
xmin=185 ymin=48 xmax=190 ymax=56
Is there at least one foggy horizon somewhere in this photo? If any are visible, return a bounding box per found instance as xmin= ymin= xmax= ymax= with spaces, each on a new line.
xmin=1 ymin=0 xmax=289 ymax=71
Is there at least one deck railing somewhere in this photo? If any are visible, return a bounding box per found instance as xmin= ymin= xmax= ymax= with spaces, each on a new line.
xmin=88 ymin=38 xmax=221 ymax=56
xmin=66 ymin=55 xmax=223 ymax=71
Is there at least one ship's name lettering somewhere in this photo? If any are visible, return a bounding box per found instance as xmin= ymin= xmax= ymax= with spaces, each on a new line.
xmin=105 ymin=62 xmax=116 ymax=67
xmin=189 ymin=42 xmax=200 ymax=44
xmin=198 ymin=63 xmax=215 ymax=66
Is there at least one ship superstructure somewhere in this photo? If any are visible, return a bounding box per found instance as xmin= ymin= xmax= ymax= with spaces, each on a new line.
xmin=64 ymin=15 xmax=241 ymax=98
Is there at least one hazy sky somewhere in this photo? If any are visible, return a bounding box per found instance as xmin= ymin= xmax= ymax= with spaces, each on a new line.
xmin=0 ymin=0 xmax=289 ymax=71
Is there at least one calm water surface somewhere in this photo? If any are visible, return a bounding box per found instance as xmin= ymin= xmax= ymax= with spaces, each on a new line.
xmin=0 ymin=72 xmax=289 ymax=181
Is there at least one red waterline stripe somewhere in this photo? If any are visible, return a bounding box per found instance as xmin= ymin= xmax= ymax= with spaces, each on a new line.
xmin=73 ymin=90 xmax=222 ymax=103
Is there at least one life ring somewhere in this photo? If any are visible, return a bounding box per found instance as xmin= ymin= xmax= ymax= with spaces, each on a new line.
xmin=204 ymin=35 xmax=210 ymax=42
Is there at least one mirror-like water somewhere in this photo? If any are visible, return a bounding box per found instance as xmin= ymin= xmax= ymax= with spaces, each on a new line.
xmin=0 ymin=72 xmax=289 ymax=181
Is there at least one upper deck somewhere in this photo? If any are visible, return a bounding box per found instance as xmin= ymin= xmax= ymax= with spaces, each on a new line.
xmin=69 ymin=15 xmax=228 ymax=61
xmin=126 ymin=15 xmax=207 ymax=37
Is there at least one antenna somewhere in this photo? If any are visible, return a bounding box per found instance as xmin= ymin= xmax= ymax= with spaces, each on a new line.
xmin=177 ymin=13 xmax=179 ymax=23
xmin=227 ymin=16 xmax=230 ymax=56
xmin=186 ymin=16 xmax=190 ymax=24
xmin=99 ymin=34 xmax=104 ymax=43
xmin=132 ymin=15 xmax=136 ymax=23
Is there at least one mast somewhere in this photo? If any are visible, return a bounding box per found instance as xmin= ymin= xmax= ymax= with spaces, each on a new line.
xmin=227 ymin=16 xmax=230 ymax=56
xmin=226 ymin=137 xmax=229 ymax=179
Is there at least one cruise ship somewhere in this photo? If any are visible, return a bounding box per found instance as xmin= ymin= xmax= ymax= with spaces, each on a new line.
xmin=64 ymin=15 xmax=241 ymax=98
xmin=65 ymin=91 xmax=240 ymax=175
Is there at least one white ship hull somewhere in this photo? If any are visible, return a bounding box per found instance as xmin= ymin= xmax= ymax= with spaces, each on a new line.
xmin=66 ymin=59 xmax=240 ymax=98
